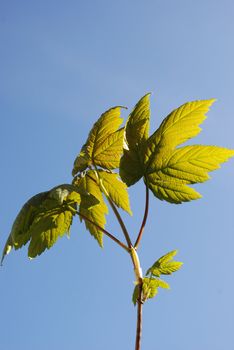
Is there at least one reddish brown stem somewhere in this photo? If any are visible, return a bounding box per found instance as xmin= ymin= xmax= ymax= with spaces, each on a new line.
xmin=134 ymin=183 xmax=149 ymax=249
xmin=135 ymin=283 xmax=143 ymax=350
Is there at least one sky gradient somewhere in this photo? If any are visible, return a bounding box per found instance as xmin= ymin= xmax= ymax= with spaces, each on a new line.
xmin=1 ymin=1 xmax=234 ymax=349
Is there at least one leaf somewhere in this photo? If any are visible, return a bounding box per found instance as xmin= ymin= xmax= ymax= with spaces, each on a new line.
xmin=93 ymin=128 xmax=125 ymax=170
xmin=1 ymin=184 xmax=87 ymax=262
xmin=119 ymin=150 xmax=144 ymax=187
xmin=124 ymin=93 xmax=151 ymax=149
xmin=145 ymin=144 xmax=234 ymax=204
xmin=1 ymin=192 xmax=49 ymax=263
xmin=146 ymin=250 xmax=183 ymax=277
xmin=150 ymin=145 xmax=234 ymax=183
xmin=74 ymin=174 xmax=108 ymax=247
xmin=141 ymin=277 xmax=169 ymax=302
xmin=87 ymin=170 xmax=132 ymax=215
xmin=141 ymin=278 xmax=159 ymax=302
xmin=142 ymin=99 xmax=234 ymax=203
xmin=146 ymin=171 xmax=202 ymax=204
xmin=28 ymin=209 xmax=74 ymax=258
xmin=132 ymin=284 xmax=139 ymax=306
xmin=132 ymin=277 xmax=170 ymax=305
xmin=72 ymin=106 xmax=125 ymax=175
xmin=120 ymin=94 xmax=151 ymax=186
xmin=143 ymin=99 xmax=216 ymax=171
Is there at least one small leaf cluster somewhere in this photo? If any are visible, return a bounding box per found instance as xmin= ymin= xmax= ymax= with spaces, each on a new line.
xmin=132 ymin=251 xmax=182 ymax=305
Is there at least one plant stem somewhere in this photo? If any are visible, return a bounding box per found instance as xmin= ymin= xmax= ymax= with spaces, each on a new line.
xmin=135 ymin=284 xmax=143 ymax=350
xmin=134 ymin=183 xmax=149 ymax=249
xmin=130 ymin=247 xmax=143 ymax=350
xmin=76 ymin=210 xmax=130 ymax=252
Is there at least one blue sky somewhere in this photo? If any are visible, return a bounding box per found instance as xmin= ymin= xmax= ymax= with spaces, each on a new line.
xmin=1 ymin=1 xmax=234 ymax=349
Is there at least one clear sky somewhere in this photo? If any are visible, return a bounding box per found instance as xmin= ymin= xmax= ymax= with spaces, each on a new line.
xmin=1 ymin=1 xmax=234 ymax=349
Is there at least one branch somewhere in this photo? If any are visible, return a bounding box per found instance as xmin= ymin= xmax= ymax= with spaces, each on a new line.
xmin=134 ymin=183 xmax=149 ymax=249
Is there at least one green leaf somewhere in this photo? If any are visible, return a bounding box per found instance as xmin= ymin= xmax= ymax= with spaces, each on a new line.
xmin=74 ymin=174 xmax=108 ymax=247
xmin=72 ymin=106 xmax=125 ymax=175
xmin=120 ymin=150 xmax=145 ymax=187
xmin=120 ymin=94 xmax=151 ymax=186
xmin=28 ymin=209 xmax=74 ymax=258
xmin=143 ymin=99 xmax=216 ymax=172
xmin=145 ymin=144 xmax=234 ymax=204
xmin=87 ymin=170 xmax=132 ymax=215
xmin=146 ymin=250 xmax=183 ymax=277
xmin=1 ymin=192 xmax=49 ymax=263
xmin=141 ymin=99 xmax=234 ymax=203
xmin=132 ymin=277 xmax=170 ymax=305
xmin=150 ymin=145 xmax=234 ymax=183
xmin=132 ymin=284 xmax=139 ymax=306
xmin=124 ymin=93 xmax=151 ymax=149
xmin=1 ymin=184 xmax=87 ymax=262
xmin=93 ymin=128 xmax=125 ymax=170
xmin=146 ymin=171 xmax=202 ymax=204
xmin=142 ymin=277 xmax=170 ymax=302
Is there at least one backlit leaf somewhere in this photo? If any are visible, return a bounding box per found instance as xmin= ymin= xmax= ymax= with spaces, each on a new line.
xmin=146 ymin=172 xmax=202 ymax=204
xmin=72 ymin=106 xmax=124 ymax=175
xmin=132 ymin=277 xmax=170 ymax=305
xmin=150 ymin=145 xmax=234 ymax=183
xmin=120 ymin=94 xmax=151 ymax=186
xmin=141 ymin=99 xmax=234 ymax=203
xmin=74 ymin=174 xmax=108 ymax=247
xmin=145 ymin=144 xmax=234 ymax=203
xmin=28 ymin=209 xmax=73 ymax=258
xmin=144 ymin=99 xmax=216 ymax=171
xmin=1 ymin=184 xmax=88 ymax=262
xmin=146 ymin=250 xmax=183 ymax=277
xmin=142 ymin=277 xmax=169 ymax=302
xmin=93 ymin=128 xmax=125 ymax=170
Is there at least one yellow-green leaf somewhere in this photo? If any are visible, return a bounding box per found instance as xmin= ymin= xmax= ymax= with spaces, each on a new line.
xmin=146 ymin=171 xmax=202 ymax=204
xmin=1 ymin=192 xmax=49 ymax=263
xmin=93 ymin=128 xmax=125 ymax=170
xmin=125 ymin=93 xmax=151 ymax=149
xmin=120 ymin=150 xmax=144 ymax=186
xmin=152 ymin=145 xmax=234 ymax=183
xmin=132 ymin=277 xmax=170 ymax=305
xmin=120 ymin=94 xmax=151 ymax=186
xmin=1 ymin=184 xmax=87 ymax=262
xmin=144 ymin=99 xmax=216 ymax=171
xmin=28 ymin=209 xmax=73 ymax=258
xmin=145 ymin=144 xmax=234 ymax=204
xmin=72 ymin=106 xmax=124 ymax=175
xmin=75 ymin=174 xmax=108 ymax=247
xmin=146 ymin=250 xmax=183 ymax=277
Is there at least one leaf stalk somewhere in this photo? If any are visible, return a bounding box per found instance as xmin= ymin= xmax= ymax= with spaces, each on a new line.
xmin=134 ymin=182 xmax=149 ymax=249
